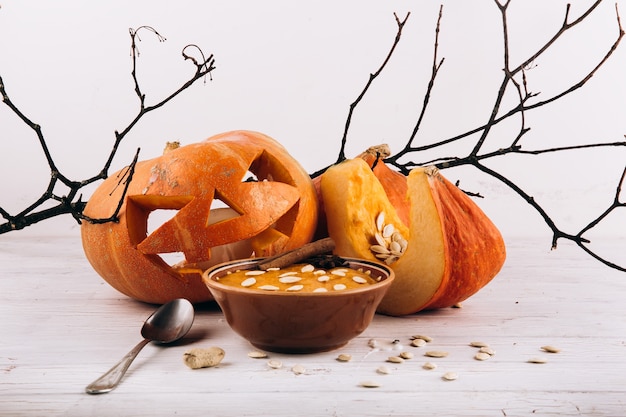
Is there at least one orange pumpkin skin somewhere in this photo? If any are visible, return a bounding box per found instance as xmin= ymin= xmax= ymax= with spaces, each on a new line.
xmin=81 ymin=130 xmax=318 ymax=304
xmin=320 ymin=158 xmax=506 ymax=316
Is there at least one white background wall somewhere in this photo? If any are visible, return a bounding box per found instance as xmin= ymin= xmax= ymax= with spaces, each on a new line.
xmin=1 ymin=1 xmax=624 ymax=250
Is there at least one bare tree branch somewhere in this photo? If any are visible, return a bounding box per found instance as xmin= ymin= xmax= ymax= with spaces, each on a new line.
xmin=0 ymin=26 xmax=216 ymax=232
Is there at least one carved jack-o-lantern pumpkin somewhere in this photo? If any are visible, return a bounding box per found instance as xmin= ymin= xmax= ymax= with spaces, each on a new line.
xmin=81 ymin=130 xmax=318 ymax=304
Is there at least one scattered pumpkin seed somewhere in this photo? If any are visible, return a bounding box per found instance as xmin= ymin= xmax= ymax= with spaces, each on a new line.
xmin=442 ymin=372 xmax=458 ymax=381
xmin=412 ymin=335 xmax=433 ymax=343
xmin=267 ymin=359 xmax=282 ymax=369
xmin=360 ymin=380 xmax=381 ymax=388
xmin=352 ymin=276 xmax=368 ymax=284
xmin=331 ymin=270 xmax=346 ymax=276
xmin=423 ymin=362 xmax=437 ymax=370
xmin=279 ymin=271 xmax=299 ymax=277
xmin=541 ymin=345 xmax=561 ymax=353
xmin=425 ymin=350 xmax=448 ymax=358
xmin=469 ymin=341 xmax=489 ymax=348
xmin=474 ymin=352 xmax=491 ymax=361
xmin=245 ymin=270 xmax=266 ymax=276
xmin=399 ymin=351 xmax=414 ymax=360
xmin=313 ymin=287 xmax=328 ymax=293
xmin=292 ymin=364 xmax=306 ymax=375
xmin=368 ymin=339 xmax=379 ymax=349
xmin=286 ymin=284 xmax=304 ymax=292
xmin=376 ymin=366 xmax=391 ymax=375
xmin=451 ymin=302 xmax=463 ymax=308
xmin=411 ymin=339 xmax=427 ymax=348
xmin=387 ymin=356 xmax=404 ymax=363
xmin=336 ymin=354 xmax=352 ymax=362
xmin=240 ymin=277 xmax=257 ymax=287
xmin=479 ymin=347 xmax=496 ymax=356
xmin=333 ymin=284 xmax=347 ymax=291
xmin=300 ymin=264 xmax=315 ymax=273
xmin=317 ymin=275 xmax=330 ymax=282
xmin=248 ymin=351 xmax=268 ymax=359
xmin=527 ymin=357 xmax=547 ymax=364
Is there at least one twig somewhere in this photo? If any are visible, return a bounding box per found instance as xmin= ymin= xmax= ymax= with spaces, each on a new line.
xmin=0 ymin=26 xmax=216 ymax=232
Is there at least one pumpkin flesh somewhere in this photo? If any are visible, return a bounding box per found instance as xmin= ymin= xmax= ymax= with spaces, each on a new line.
xmin=320 ymin=158 xmax=506 ymax=316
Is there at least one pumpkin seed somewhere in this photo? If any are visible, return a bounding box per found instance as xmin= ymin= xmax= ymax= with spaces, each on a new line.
xmin=333 ymin=284 xmax=347 ymax=291
xmin=474 ymin=352 xmax=491 ymax=361
xmin=399 ymin=351 xmax=413 ymax=360
xmin=425 ymin=350 xmax=448 ymax=358
xmin=411 ymin=339 xmax=427 ymax=348
xmin=541 ymin=345 xmax=561 ymax=353
xmin=527 ymin=357 xmax=547 ymax=364
xmin=279 ymin=276 xmax=302 ymax=284
xmin=313 ymin=287 xmax=328 ymax=293
xmin=411 ymin=335 xmax=433 ymax=343
xmin=360 ymin=380 xmax=381 ymax=388
xmin=245 ymin=270 xmax=266 ymax=276
xmin=336 ymin=354 xmax=352 ymax=362
xmin=267 ymin=359 xmax=282 ymax=369
xmin=300 ymin=264 xmax=315 ymax=273
xmin=278 ymin=271 xmax=299 ymax=277
xmin=376 ymin=366 xmax=391 ymax=375
xmin=352 ymin=276 xmax=368 ymax=284
xmin=469 ymin=341 xmax=489 ymax=348
xmin=384 ymin=256 xmax=398 ymax=265
xmin=389 ymin=241 xmax=402 ymax=253
xmin=370 ymin=244 xmax=390 ymax=254
xmin=292 ymin=364 xmax=306 ymax=375
xmin=374 ymin=233 xmax=387 ymax=247
xmin=248 ymin=351 xmax=268 ymax=359
xmin=258 ymin=284 xmax=280 ymax=291
xmin=387 ymin=356 xmax=404 ymax=363
xmin=240 ymin=277 xmax=257 ymax=287
xmin=376 ymin=212 xmax=385 ymax=231
xmin=442 ymin=372 xmax=458 ymax=381
xmin=331 ymin=270 xmax=346 ymax=276
xmin=317 ymin=275 xmax=330 ymax=282
xmin=368 ymin=339 xmax=379 ymax=349
xmin=382 ymin=224 xmax=395 ymax=238
xmin=286 ymin=284 xmax=304 ymax=292
xmin=422 ymin=362 xmax=437 ymax=370
xmin=479 ymin=347 xmax=496 ymax=356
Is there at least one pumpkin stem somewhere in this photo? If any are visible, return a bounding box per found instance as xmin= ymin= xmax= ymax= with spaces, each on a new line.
xmin=163 ymin=141 xmax=181 ymax=154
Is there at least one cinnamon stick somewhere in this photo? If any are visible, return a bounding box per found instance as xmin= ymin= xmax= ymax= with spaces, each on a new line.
xmin=257 ymin=238 xmax=336 ymax=270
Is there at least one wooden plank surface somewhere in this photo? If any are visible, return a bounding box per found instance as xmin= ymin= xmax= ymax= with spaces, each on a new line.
xmin=1 ymin=234 xmax=625 ymax=417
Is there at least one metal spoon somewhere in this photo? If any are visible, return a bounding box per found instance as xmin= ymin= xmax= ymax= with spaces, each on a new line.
xmin=85 ymin=298 xmax=195 ymax=394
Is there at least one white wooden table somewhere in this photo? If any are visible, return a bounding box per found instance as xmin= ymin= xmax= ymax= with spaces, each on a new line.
xmin=1 ymin=233 xmax=625 ymax=417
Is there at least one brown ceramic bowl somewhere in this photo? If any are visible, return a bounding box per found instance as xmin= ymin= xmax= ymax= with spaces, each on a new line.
xmin=202 ymin=257 xmax=394 ymax=353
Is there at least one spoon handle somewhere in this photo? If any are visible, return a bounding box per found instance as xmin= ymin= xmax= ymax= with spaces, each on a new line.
xmin=85 ymin=338 xmax=150 ymax=394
